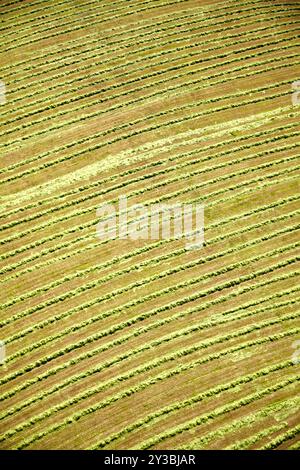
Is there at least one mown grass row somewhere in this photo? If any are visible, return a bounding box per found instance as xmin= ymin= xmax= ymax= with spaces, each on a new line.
xmin=227 ymin=424 xmax=288 ymax=450
xmin=1 ymin=105 xmax=297 ymax=219
xmin=2 ymin=188 xmax=297 ymax=308
xmin=1 ymin=75 xmax=294 ymax=177
xmin=2 ymin=122 xmax=297 ymax=236
xmin=3 ymin=184 xmax=298 ymax=311
xmin=7 ymin=329 xmax=300 ymax=450
xmin=1 ymin=52 xmax=294 ymax=159
xmin=2 ymin=203 xmax=299 ymax=332
xmin=4 ymin=11 xmax=288 ymax=115
xmin=2 ymin=294 xmax=298 ymax=423
xmin=3 ymin=0 xmax=279 ymax=56
xmin=17 ymin=371 xmax=300 ymax=451
xmin=1 ymin=39 xmax=296 ymax=147
xmin=2 ymin=118 xmax=299 ymax=230
xmin=4 ymin=1 xmax=272 ymax=88
xmin=1 ymin=168 xmax=298 ymax=281
xmin=182 ymin=396 xmax=300 ymax=449
xmin=0 ymin=0 xmax=265 ymax=75
xmin=0 ymin=0 xmax=268 ymax=38
xmin=2 ymin=130 xmax=297 ymax=246
xmin=2 ymin=249 xmax=298 ymax=380
xmin=91 ymin=360 xmax=295 ymax=449
xmin=0 ymin=0 xmax=117 ymax=18
xmin=2 ymin=58 xmax=297 ymax=186
xmin=4 ymin=214 xmax=299 ymax=361
xmin=4 ymin=245 xmax=299 ymax=377
xmin=2 ymin=137 xmax=299 ymax=255
xmin=2 ymin=109 xmax=299 ymax=220
xmin=1 ymin=0 xmax=298 ymax=451
xmin=4 ymin=0 xmax=194 ymax=48
xmin=136 ymin=375 xmax=300 ymax=449
xmin=1 ymin=0 xmax=196 ymax=53
xmin=261 ymin=425 xmax=300 ymax=449
xmin=6 ymin=6 xmax=297 ymax=96
xmin=0 ymin=187 xmax=281 ymax=281
xmin=0 ymin=0 xmax=159 ymax=36
xmin=4 ymin=8 xmax=294 ymax=108
xmin=1 ymin=273 xmax=297 ymax=402
xmin=1 ymin=149 xmax=298 ymax=263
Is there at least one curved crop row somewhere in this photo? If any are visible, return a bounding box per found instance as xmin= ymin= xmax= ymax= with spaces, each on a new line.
xmin=2 ymin=121 xmax=298 ymax=231
xmin=182 ymin=396 xmax=300 ymax=449
xmin=0 ymin=40 xmax=295 ymax=147
xmin=1 ymin=169 xmax=298 ymax=279
xmin=0 ymin=0 xmax=159 ymax=36
xmin=0 ymin=0 xmax=266 ymax=78
xmin=4 ymin=2 xmax=272 ymax=91
xmin=1 ymin=275 xmax=297 ymax=405
xmin=261 ymin=425 xmax=300 ymax=450
xmin=137 ymin=375 xmax=300 ymax=449
xmin=3 ymin=186 xmax=298 ymax=311
xmin=91 ymin=360 xmax=294 ymax=450
xmin=2 ymin=53 xmax=297 ymax=184
xmin=2 ymin=133 xmax=298 ymax=247
xmin=2 ymin=205 xmax=299 ymax=334
xmin=10 ymin=333 xmax=300 ymax=450
xmin=1 ymin=148 xmax=298 ymax=259
xmin=1 ymin=107 xmax=298 ymax=217
xmin=4 ymin=10 xmax=295 ymax=110
xmin=2 ymin=295 xmax=298 ymax=423
xmin=1 ymin=0 xmax=195 ymax=53
xmin=2 ymin=250 xmax=298 ymax=377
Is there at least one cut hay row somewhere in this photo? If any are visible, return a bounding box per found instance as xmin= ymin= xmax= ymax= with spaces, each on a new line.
xmin=2 ymin=136 xmax=298 ymax=245
xmin=2 ymin=293 xmax=298 ymax=421
xmin=1 ymin=0 xmax=193 ymax=52
xmin=1 ymin=151 xmax=298 ymax=262
xmin=2 ymin=119 xmax=299 ymax=222
xmin=4 ymin=19 xmax=290 ymax=106
xmin=91 ymin=360 xmax=296 ymax=449
xmin=1 ymin=114 xmax=299 ymax=228
xmin=1 ymin=43 xmax=296 ymax=147
xmin=2 ymin=181 xmax=297 ymax=285
xmin=4 ymin=7 xmax=296 ymax=100
xmin=2 ymin=190 xmax=298 ymax=309
xmin=2 ymin=253 xmax=298 ymax=385
xmin=0 ymin=0 xmax=265 ymax=74
xmin=227 ymin=424 xmax=288 ymax=450
xmin=4 ymin=220 xmax=299 ymax=355
xmin=136 ymin=376 xmax=300 ymax=450
xmin=2 ymin=274 xmax=297 ymax=404
xmin=2 ymin=60 xmax=298 ymax=182
xmin=1 ymin=0 xmax=298 ymax=450
xmin=182 ymin=396 xmax=300 ymax=449
xmin=0 ymin=0 xmax=162 ymax=35
xmin=3 ymin=0 xmax=279 ymax=54
xmin=2 ymin=202 xmax=299 ymax=327
xmin=2 ymin=105 xmax=298 ymax=212
xmin=1 ymin=169 xmax=298 ymax=279
xmin=1 ymin=81 xmax=296 ymax=192
xmin=1 ymin=324 xmax=298 ymax=446
xmin=12 ymin=349 xmax=300 ymax=450
xmin=261 ymin=425 xmax=300 ymax=450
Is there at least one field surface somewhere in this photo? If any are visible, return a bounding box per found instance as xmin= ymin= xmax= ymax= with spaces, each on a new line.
xmin=0 ymin=0 xmax=299 ymax=450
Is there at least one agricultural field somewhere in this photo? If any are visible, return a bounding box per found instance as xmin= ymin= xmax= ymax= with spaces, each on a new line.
xmin=0 ymin=0 xmax=299 ymax=450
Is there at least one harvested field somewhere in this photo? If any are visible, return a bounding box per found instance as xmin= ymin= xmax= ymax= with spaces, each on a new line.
xmin=0 ymin=0 xmax=299 ymax=450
